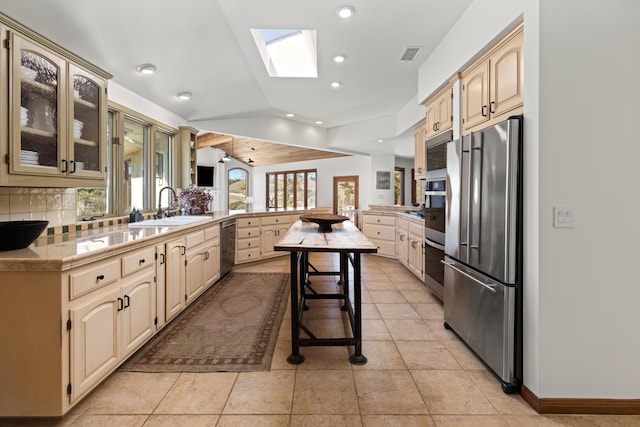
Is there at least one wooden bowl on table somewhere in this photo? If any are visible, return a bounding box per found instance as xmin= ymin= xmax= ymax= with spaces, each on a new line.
xmin=300 ymin=214 xmax=349 ymax=232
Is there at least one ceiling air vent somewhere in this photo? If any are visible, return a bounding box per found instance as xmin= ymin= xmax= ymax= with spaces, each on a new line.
xmin=400 ymin=46 xmax=422 ymax=62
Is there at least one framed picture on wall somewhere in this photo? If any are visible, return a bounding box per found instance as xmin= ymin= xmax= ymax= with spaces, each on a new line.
xmin=376 ymin=171 xmax=390 ymax=189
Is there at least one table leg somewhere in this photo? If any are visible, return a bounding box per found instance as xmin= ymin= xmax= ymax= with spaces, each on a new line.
xmin=349 ymin=252 xmax=367 ymax=365
xmin=287 ymin=251 xmax=305 ymax=364
xmin=340 ymin=252 xmax=349 ymax=311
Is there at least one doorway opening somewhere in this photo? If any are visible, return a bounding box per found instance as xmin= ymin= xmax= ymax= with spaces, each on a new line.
xmin=333 ymin=175 xmax=359 ymax=222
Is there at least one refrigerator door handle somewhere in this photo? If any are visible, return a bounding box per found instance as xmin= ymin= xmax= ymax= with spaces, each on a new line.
xmin=463 ymin=140 xmax=472 ymax=261
xmin=442 ymin=261 xmax=497 ymax=293
xmin=470 ymin=136 xmax=483 ymax=261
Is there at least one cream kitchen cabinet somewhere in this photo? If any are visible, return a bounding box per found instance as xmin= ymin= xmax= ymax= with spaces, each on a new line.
xmin=179 ymin=126 xmax=198 ymax=189
xmin=461 ymin=26 xmax=523 ymax=134
xmin=0 ymin=217 xmax=229 ymax=417
xmin=70 ymin=269 xmax=156 ymax=402
xmin=69 ymin=287 xmax=120 ymax=402
xmin=425 ymin=84 xmax=453 ymax=140
xmin=165 ymin=236 xmax=186 ymax=322
xmin=155 ymin=242 xmax=167 ymax=329
xmin=68 ymin=256 xmax=156 ymax=403
xmin=396 ymin=217 xmax=409 ymax=266
xmin=261 ymin=215 xmax=291 ymax=258
xmin=203 ymin=225 xmax=220 ymax=288
xmin=1 ymin=28 xmax=109 ymax=187
xmin=236 ymin=217 xmax=261 ymax=263
xmin=119 ymin=270 xmax=156 ymax=359
xmin=185 ymin=225 xmax=220 ymax=305
xmin=362 ymin=213 xmax=396 ymax=257
xmin=407 ymin=221 xmax=424 ymax=280
xmin=413 ymin=120 xmax=426 ymax=180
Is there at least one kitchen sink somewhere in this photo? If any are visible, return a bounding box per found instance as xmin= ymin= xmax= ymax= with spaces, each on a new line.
xmin=128 ymin=215 xmax=212 ymax=228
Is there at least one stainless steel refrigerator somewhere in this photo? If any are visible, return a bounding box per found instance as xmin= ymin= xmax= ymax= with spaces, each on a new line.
xmin=444 ymin=115 xmax=522 ymax=393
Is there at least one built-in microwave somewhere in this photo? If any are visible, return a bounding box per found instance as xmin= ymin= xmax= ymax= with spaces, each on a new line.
xmin=425 ymin=129 xmax=452 ymax=180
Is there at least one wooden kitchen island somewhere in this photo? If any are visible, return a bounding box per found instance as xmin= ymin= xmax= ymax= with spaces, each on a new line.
xmin=275 ymin=219 xmax=377 ymax=365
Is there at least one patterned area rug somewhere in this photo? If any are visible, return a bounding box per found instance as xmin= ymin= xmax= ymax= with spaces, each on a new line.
xmin=119 ymin=272 xmax=289 ymax=372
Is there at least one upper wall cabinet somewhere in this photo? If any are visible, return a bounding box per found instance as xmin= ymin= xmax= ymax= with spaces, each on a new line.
xmin=460 ymin=26 xmax=523 ymax=134
xmin=0 ymin=17 xmax=111 ymax=187
xmin=424 ymin=84 xmax=453 ymax=140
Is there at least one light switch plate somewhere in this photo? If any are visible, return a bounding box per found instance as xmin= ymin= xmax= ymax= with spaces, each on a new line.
xmin=553 ymin=206 xmax=575 ymax=228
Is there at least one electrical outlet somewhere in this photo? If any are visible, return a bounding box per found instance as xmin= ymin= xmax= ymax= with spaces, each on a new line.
xmin=553 ymin=206 xmax=575 ymax=228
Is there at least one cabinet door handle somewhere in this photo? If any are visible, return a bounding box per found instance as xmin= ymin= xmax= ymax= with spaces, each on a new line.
xmin=70 ymin=160 xmax=76 ymax=174
xmin=481 ymin=105 xmax=488 ymax=117
xmin=159 ymin=253 xmax=165 ymax=265
xmin=433 ymin=123 xmax=437 ymax=131
xmin=61 ymin=159 xmax=68 ymax=173
xmin=490 ymin=101 xmax=496 ymax=114
xmin=96 ymin=274 xmax=105 ymax=281
xmin=435 ymin=122 xmax=440 ymax=131
xmin=124 ymin=295 xmax=130 ymax=309
xmin=181 ymin=245 xmax=186 ymax=255
xmin=117 ymin=297 xmax=124 ymax=312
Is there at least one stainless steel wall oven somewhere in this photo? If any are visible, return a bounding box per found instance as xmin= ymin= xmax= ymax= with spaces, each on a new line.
xmin=422 ymin=130 xmax=452 ymax=300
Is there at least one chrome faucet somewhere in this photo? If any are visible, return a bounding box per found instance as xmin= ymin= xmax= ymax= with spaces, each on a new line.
xmin=157 ymin=186 xmax=178 ymax=218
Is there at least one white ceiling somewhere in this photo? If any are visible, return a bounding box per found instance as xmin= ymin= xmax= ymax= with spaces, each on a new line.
xmin=0 ymin=0 xmax=473 ymax=158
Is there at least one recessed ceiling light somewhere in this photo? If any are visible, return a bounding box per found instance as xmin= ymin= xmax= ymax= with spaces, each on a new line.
xmin=315 ymin=120 xmax=324 ymax=125
xmin=330 ymin=81 xmax=341 ymax=88
xmin=333 ymin=55 xmax=346 ymax=63
xmin=136 ymin=63 xmax=156 ymax=75
xmin=377 ymin=139 xmax=384 ymax=143
xmin=286 ymin=113 xmax=295 ymax=118
xmin=337 ymin=6 xmax=354 ymax=19
xmin=176 ymin=91 xmax=191 ymax=100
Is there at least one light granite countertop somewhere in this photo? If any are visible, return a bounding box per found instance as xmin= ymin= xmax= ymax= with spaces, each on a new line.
xmin=0 ymin=209 xmax=312 ymax=271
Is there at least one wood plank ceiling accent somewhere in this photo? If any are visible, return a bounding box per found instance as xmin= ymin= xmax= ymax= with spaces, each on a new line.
xmin=196 ymin=133 xmax=351 ymax=167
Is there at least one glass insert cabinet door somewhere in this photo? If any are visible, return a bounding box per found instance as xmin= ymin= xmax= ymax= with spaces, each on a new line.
xmin=10 ymin=32 xmax=106 ymax=180
xmin=69 ymin=64 xmax=104 ymax=176
xmin=11 ymin=34 xmax=66 ymax=176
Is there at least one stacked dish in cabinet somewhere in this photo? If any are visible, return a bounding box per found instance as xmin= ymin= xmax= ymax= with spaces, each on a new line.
xmin=20 ymin=106 xmax=28 ymax=126
xmin=20 ymin=150 xmax=39 ymax=165
xmin=73 ymin=119 xmax=83 ymax=139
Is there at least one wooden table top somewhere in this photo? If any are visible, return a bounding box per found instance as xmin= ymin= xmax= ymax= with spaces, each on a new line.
xmin=275 ymin=220 xmax=378 ymax=253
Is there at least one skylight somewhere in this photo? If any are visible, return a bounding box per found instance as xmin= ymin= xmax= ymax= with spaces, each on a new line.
xmin=251 ymin=28 xmax=318 ymax=78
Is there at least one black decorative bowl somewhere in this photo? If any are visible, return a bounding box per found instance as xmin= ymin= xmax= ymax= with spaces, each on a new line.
xmin=0 ymin=220 xmax=48 ymax=251
xmin=300 ymin=214 xmax=349 ymax=232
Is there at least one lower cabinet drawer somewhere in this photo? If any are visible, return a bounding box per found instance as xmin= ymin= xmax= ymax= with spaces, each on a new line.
xmin=237 ymin=227 xmax=260 ymax=239
xmin=236 ymin=247 xmax=261 ymax=263
xmin=121 ymin=246 xmax=155 ymax=277
xmin=370 ymin=239 xmax=396 ymax=257
xmin=364 ymin=224 xmax=395 ymax=241
xmin=237 ymin=237 xmax=260 ymax=250
xmin=69 ymin=259 xmax=120 ymax=300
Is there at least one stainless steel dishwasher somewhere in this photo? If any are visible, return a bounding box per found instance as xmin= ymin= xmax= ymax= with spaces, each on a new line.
xmin=220 ymin=219 xmax=236 ymax=277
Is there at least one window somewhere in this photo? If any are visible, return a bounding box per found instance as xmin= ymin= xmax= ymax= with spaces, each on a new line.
xmin=77 ymin=106 xmax=177 ymax=218
xmin=266 ymin=169 xmax=316 ymax=209
xmin=76 ymin=110 xmax=114 ymax=218
xmin=124 ymin=118 xmax=148 ymax=211
xmin=394 ymin=167 xmax=405 ymax=205
xmin=228 ymin=168 xmax=248 ymax=211
xmin=155 ymin=129 xmax=173 ymax=209
xmin=250 ymin=29 xmax=318 ymax=78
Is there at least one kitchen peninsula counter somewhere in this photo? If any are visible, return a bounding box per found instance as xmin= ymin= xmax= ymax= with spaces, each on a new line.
xmin=0 ymin=207 xmax=315 ymax=417
xmin=0 ymin=209 xmax=313 ymax=271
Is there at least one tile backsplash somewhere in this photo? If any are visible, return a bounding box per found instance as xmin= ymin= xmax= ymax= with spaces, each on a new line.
xmin=0 ymin=187 xmax=77 ymax=227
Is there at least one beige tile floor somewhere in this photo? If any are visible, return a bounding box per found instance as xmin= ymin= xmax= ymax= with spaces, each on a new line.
xmin=3 ymin=254 xmax=639 ymax=427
